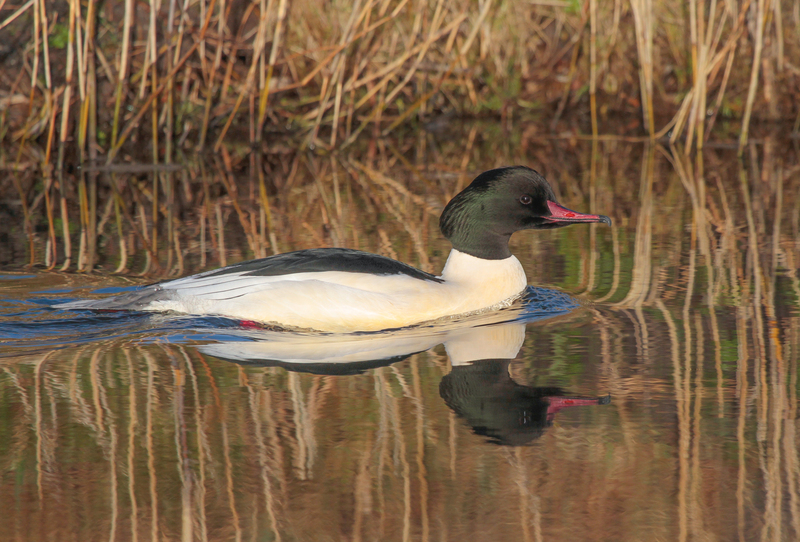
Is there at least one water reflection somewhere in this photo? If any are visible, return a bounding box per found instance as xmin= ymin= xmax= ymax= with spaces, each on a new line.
xmin=1 ymin=133 xmax=799 ymax=541
xmin=441 ymin=360 xmax=609 ymax=446
xmin=199 ymin=312 xmax=610 ymax=446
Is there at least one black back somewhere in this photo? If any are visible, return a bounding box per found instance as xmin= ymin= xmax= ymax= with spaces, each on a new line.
xmin=202 ymin=248 xmax=443 ymax=283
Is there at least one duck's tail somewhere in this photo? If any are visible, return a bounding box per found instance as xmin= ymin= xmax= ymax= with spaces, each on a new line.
xmin=60 ymin=285 xmax=174 ymax=311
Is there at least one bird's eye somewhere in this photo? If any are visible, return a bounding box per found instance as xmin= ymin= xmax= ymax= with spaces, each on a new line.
xmin=520 ymin=195 xmax=533 ymax=205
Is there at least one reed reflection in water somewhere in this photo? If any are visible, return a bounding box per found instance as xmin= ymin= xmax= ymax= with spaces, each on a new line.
xmin=1 ymin=131 xmax=799 ymax=541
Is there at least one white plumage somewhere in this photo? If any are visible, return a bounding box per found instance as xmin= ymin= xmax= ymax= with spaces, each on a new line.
xmin=147 ymin=250 xmax=527 ymax=332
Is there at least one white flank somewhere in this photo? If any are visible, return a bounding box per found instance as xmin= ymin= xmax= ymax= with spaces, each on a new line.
xmin=136 ymin=249 xmax=528 ymax=332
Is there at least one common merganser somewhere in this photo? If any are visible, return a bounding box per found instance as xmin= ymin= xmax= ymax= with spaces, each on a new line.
xmin=65 ymin=166 xmax=610 ymax=332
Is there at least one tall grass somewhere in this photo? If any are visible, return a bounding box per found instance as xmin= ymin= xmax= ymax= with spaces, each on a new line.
xmin=1 ymin=0 xmax=796 ymax=155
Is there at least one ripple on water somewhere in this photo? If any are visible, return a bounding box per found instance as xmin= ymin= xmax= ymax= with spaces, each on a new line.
xmin=0 ymin=278 xmax=581 ymax=361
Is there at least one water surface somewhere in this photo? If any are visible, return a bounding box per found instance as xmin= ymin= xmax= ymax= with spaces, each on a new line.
xmin=1 ymin=132 xmax=799 ymax=541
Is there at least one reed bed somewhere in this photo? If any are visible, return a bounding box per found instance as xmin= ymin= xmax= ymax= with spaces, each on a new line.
xmin=0 ymin=0 xmax=797 ymax=160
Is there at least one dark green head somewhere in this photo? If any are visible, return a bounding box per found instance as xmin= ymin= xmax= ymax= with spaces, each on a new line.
xmin=439 ymin=166 xmax=611 ymax=259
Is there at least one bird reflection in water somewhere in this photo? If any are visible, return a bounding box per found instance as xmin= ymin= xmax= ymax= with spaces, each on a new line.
xmin=197 ymin=300 xmax=610 ymax=446
xmin=440 ymin=359 xmax=609 ymax=446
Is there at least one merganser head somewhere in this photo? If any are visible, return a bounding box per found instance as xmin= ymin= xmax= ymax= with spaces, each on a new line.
xmin=439 ymin=166 xmax=611 ymax=260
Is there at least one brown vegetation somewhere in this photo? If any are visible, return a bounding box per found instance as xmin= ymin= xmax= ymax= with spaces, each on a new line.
xmin=1 ymin=0 xmax=798 ymax=161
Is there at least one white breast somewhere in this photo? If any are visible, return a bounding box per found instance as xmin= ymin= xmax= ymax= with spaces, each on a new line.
xmin=148 ymin=249 xmax=528 ymax=332
xmin=436 ymin=250 xmax=528 ymax=315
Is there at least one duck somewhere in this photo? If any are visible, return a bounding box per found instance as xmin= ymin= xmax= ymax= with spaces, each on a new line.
xmin=64 ymin=166 xmax=611 ymax=332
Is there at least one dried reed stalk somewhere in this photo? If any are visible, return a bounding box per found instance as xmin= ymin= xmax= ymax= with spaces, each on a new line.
xmin=629 ymin=0 xmax=654 ymax=137
xmin=739 ymin=0 xmax=768 ymax=153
